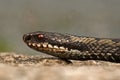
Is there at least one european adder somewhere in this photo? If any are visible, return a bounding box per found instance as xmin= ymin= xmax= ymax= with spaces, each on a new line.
xmin=23 ymin=31 xmax=120 ymax=63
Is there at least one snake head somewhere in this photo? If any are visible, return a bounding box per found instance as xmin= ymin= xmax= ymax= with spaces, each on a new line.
xmin=23 ymin=31 xmax=74 ymax=54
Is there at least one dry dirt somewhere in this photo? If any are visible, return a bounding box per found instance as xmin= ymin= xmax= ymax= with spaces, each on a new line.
xmin=0 ymin=52 xmax=120 ymax=80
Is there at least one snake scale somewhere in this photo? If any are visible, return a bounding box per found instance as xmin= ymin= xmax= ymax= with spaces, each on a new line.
xmin=23 ymin=31 xmax=120 ymax=63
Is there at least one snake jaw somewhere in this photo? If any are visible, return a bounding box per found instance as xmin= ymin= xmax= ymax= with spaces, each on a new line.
xmin=26 ymin=41 xmax=69 ymax=53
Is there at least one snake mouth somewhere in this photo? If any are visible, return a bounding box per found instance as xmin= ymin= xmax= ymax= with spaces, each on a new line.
xmin=26 ymin=42 xmax=69 ymax=53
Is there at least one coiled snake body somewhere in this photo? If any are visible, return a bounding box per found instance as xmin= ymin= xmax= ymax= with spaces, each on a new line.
xmin=23 ymin=31 xmax=120 ymax=63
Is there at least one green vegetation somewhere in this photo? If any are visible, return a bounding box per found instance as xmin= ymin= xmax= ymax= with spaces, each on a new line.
xmin=0 ymin=39 xmax=10 ymax=52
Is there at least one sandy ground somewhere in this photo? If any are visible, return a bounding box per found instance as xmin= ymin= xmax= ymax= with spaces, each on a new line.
xmin=0 ymin=52 xmax=120 ymax=80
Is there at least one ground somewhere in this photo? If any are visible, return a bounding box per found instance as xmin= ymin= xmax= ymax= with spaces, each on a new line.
xmin=0 ymin=52 xmax=120 ymax=80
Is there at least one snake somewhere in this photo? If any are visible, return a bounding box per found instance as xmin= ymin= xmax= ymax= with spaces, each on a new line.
xmin=23 ymin=31 xmax=120 ymax=63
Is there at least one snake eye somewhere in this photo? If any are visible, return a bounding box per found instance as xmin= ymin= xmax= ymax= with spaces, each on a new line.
xmin=38 ymin=34 xmax=44 ymax=38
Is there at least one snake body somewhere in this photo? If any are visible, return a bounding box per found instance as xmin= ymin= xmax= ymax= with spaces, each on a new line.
xmin=23 ymin=31 xmax=120 ymax=63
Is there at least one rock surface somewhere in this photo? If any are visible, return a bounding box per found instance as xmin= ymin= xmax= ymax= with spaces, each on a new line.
xmin=0 ymin=52 xmax=120 ymax=80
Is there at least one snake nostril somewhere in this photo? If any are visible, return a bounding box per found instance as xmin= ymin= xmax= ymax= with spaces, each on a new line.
xmin=23 ymin=34 xmax=32 ymax=42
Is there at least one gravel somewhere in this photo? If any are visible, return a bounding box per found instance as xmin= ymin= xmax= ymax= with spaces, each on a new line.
xmin=0 ymin=52 xmax=120 ymax=80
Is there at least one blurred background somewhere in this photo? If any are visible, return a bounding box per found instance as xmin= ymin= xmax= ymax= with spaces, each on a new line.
xmin=0 ymin=0 xmax=120 ymax=55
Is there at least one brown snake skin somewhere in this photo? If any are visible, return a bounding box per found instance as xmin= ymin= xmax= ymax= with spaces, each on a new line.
xmin=23 ymin=31 xmax=120 ymax=63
